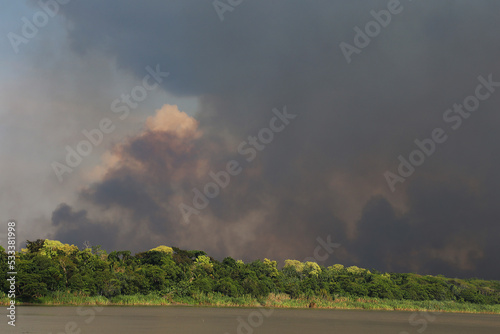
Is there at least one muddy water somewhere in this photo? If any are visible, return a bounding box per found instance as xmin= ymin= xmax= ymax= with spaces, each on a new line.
xmin=2 ymin=306 xmax=499 ymax=334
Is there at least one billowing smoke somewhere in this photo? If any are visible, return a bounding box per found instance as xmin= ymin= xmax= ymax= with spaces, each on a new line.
xmin=44 ymin=0 xmax=500 ymax=279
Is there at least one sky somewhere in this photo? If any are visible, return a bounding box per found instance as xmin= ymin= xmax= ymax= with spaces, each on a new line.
xmin=1 ymin=0 xmax=500 ymax=280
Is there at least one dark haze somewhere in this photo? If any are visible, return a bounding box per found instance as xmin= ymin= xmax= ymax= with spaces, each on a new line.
xmin=47 ymin=0 xmax=500 ymax=279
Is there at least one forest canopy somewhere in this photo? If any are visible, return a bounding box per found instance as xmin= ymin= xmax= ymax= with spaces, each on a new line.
xmin=2 ymin=239 xmax=499 ymax=305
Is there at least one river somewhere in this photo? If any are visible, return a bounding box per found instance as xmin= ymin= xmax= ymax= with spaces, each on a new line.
xmin=2 ymin=306 xmax=499 ymax=333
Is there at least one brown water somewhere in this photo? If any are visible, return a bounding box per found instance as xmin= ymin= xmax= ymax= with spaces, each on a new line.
xmin=2 ymin=306 xmax=499 ymax=334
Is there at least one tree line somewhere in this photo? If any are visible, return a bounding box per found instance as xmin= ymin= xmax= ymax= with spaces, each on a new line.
xmin=1 ymin=239 xmax=499 ymax=304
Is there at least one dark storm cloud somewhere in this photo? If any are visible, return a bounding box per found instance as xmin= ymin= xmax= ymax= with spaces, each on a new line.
xmin=348 ymin=177 xmax=497 ymax=277
xmin=51 ymin=203 xmax=119 ymax=250
xmin=46 ymin=0 xmax=500 ymax=278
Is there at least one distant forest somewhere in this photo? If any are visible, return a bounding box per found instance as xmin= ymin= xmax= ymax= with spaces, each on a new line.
xmin=2 ymin=239 xmax=499 ymax=305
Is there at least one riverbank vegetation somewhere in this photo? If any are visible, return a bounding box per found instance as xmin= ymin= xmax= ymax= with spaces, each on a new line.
xmin=1 ymin=239 xmax=499 ymax=313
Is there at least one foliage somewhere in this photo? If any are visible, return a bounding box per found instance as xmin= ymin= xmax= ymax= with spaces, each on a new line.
xmin=3 ymin=239 xmax=499 ymax=309
xmin=149 ymin=245 xmax=173 ymax=255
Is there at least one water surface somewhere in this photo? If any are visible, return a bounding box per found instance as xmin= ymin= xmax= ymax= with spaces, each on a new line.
xmin=2 ymin=306 xmax=499 ymax=333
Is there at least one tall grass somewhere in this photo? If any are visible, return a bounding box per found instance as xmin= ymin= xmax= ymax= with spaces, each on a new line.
xmin=37 ymin=291 xmax=109 ymax=305
xmin=110 ymin=293 xmax=170 ymax=305
xmin=262 ymin=294 xmax=500 ymax=314
xmin=10 ymin=291 xmax=500 ymax=314
xmin=0 ymin=291 xmax=10 ymax=305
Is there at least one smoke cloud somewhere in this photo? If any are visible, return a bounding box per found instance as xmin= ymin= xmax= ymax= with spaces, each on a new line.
xmin=31 ymin=0 xmax=500 ymax=279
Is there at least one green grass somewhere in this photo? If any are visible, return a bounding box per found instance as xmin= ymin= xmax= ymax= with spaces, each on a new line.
xmin=0 ymin=291 xmax=10 ymax=305
xmin=262 ymin=294 xmax=500 ymax=314
xmin=109 ymin=293 xmax=170 ymax=305
xmin=3 ymin=291 xmax=499 ymax=314
xmin=36 ymin=291 xmax=109 ymax=305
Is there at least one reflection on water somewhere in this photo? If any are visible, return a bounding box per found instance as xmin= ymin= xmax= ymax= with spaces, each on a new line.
xmin=2 ymin=306 xmax=500 ymax=334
